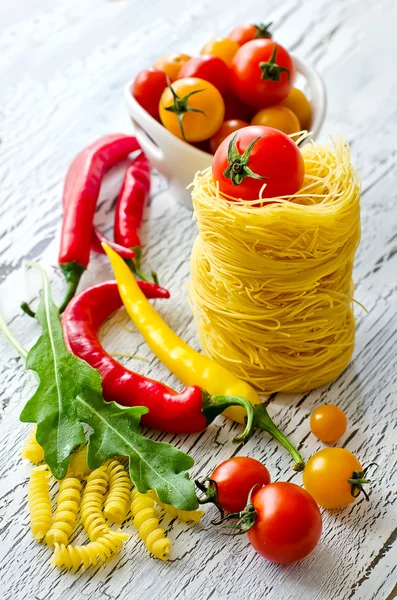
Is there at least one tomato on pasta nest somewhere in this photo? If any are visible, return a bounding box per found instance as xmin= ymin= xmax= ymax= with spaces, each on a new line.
xmin=212 ymin=125 xmax=304 ymax=200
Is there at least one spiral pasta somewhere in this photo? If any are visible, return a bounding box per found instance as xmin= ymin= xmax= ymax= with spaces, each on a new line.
xmin=46 ymin=475 xmax=82 ymax=546
xmin=81 ymin=466 xmax=110 ymax=541
xmin=51 ymin=530 xmax=129 ymax=570
xmin=147 ymin=490 xmax=204 ymax=523
xmin=28 ymin=465 xmax=52 ymax=542
xmin=104 ymin=459 xmax=131 ymax=524
xmin=130 ymin=490 xmax=171 ymax=560
xmin=69 ymin=445 xmax=92 ymax=480
xmin=22 ymin=427 xmax=44 ymax=464
xmin=190 ymin=138 xmax=361 ymax=393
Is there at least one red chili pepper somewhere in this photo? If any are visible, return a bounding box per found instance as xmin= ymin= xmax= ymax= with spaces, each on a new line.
xmin=62 ymin=281 xmax=254 ymax=441
xmin=90 ymin=227 xmax=135 ymax=260
xmin=58 ymin=134 xmax=140 ymax=311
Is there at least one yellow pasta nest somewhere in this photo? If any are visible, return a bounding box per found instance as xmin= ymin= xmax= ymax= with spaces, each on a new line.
xmin=190 ymin=138 xmax=361 ymax=393
xmin=51 ymin=530 xmax=129 ymax=570
xmin=21 ymin=427 xmax=44 ymax=464
xmin=80 ymin=466 xmax=111 ymax=541
xmin=46 ymin=475 xmax=82 ymax=546
xmin=104 ymin=459 xmax=131 ymax=524
xmin=131 ymin=490 xmax=171 ymax=560
xmin=28 ymin=465 xmax=52 ymax=542
xmin=69 ymin=445 xmax=92 ymax=480
xmin=147 ymin=490 xmax=204 ymax=523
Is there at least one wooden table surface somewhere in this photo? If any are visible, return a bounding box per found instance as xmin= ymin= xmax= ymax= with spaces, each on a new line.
xmin=1 ymin=1 xmax=397 ymax=599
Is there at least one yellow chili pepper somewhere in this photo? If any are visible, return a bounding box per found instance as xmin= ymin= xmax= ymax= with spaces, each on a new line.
xmin=103 ymin=243 xmax=304 ymax=470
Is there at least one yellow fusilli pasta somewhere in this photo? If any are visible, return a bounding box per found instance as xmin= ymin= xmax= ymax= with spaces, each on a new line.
xmin=46 ymin=475 xmax=82 ymax=546
xmin=104 ymin=459 xmax=131 ymax=524
xmin=131 ymin=490 xmax=171 ymax=560
xmin=81 ymin=466 xmax=110 ymax=541
xmin=22 ymin=427 xmax=44 ymax=464
xmin=147 ymin=490 xmax=204 ymax=523
xmin=69 ymin=445 xmax=92 ymax=480
xmin=51 ymin=530 xmax=129 ymax=570
xmin=28 ymin=465 xmax=52 ymax=542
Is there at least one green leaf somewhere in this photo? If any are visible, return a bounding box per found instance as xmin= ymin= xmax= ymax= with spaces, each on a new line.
xmin=77 ymin=390 xmax=198 ymax=511
xmin=20 ymin=262 xmax=90 ymax=478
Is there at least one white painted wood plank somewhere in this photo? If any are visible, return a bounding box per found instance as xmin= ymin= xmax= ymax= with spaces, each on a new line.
xmin=0 ymin=0 xmax=396 ymax=599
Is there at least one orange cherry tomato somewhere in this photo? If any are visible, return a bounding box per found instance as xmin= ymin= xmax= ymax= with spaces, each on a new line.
xmin=310 ymin=404 xmax=347 ymax=443
xmin=201 ymin=38 xmax=240 ymax=67
xmin=229 ymin=23 xmax=272 ymax=46
xmin=251 ymin=106 xmax=301 ymax=135
xmin=280 ymin=87 xmax=312 ymax=130
xmin=159 ymin=77 xmax=225 ymax=142
xmin=210 ymin=119 xmax=249 ymax=154
xmin=153 ymin=53 xmax=191 ymax=82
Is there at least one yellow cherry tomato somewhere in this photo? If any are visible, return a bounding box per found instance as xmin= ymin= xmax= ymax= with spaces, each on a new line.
xmin=251 ymin=106 xmax=301 ymax=135
xmin=303 ymin=448 xmax=370 ymax=509
xmin=153 ymin=53 xmax=191 ymax=82
xmin=201 ymin=38 xmax=240 ymax=67
xmin=310 ymin=404 xmax=347 ymax=443
xmin=280 ymin=87 xmax=312 ymax=130
xmin=159 ymin=77 xmax=225 ymax=142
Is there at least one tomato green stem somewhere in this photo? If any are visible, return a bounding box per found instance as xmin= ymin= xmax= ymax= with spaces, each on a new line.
xmin=348 ymin=462 xmax=378 ymax=500
xmin=259 ymin=44 xmax=290 ymax=81
xmin=163 ymin=78 xmax=205 ymax=140
xmin=223 ymin=133 xmax=268 ymax=187
xmin=253 ymin=22 xmax=273 ymax=39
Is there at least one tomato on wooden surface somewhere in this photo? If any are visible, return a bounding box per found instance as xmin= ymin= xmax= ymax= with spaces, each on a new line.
xmin=159 ymin=77 xmax=225 ymax=142
xmin=132 ymin=68 xmax=168 ymax=120
xmin=231 ymin=39 xmax=294 ymax=107
xmin=179 ymin=55 xmax=231 ymax=96
xmin=223 ymin=92 xmax=256 ymax=121
xmin=229 ymin=23 xmax=272 ymax=46
xmin=303 ymin=448 xmax=373 ymax=509
xmin=201 ymin=38 xmax=240 ymax=67
xmin=280 ymin=87 xmax=312 ymax=130
xmin=153 ymin=52 xmax=191 ymax=82
xmin=251 ymin=106 xmax=300 ymax=135
xmin=210 ymin=119 xmax=249 ymax=154
xmin=310 ymin=405 xmax=347 ymax=443
xmin=212 ymin=125 xmax=304 ymax=200
xmin=247 ymin=482 xmax=322 ymax=563
xmin=209 ymin=456 xmax=271 ymax=513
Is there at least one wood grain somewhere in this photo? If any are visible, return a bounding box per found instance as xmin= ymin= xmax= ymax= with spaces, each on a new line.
xmin=0 ymin=0 xmax=397 ymax=599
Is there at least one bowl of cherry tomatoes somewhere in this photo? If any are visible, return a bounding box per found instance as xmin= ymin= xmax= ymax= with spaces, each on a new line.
xmin=125 ymin=23 xmax=326 ymax=208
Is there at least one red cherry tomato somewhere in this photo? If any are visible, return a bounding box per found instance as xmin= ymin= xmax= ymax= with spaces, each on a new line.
xmin=229 ymin=23 xmax=272 ymax=46
xmin=231 ymin=39 xmax=294 ymax=107
xmin=212 ymin=125 xmax=305 ymax=200
xmin=179 ymin=55 xmax=231 ymax=96
xmin=247 ymin=482 xmax=322 ymax=563
xmin=210 ymin=119 xmax=249 ymax=154
xmin=133 ymin=68 xmax=168 ymax=120
xmin=211 ymin=456 xmax=271 ymax=513
xmin=223 ymin=92 xmax=256 ymax=121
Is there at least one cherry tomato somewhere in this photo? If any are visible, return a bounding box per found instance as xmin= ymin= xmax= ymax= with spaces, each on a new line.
xmin=231 ymin=39 xmax=294 ymax=107
xmin=310 ymin=405 xmax=347 ymax=443
xmin=201 ymin=38 xmax=240 ymax=67
xmin=229 ymin=23 xmax=272 ymax=46
xmin=280 ymin=87 xmax=312 ymax=130
xmin=179 ymin=55 xmax=231 ymax=96
xmin=211 ymin=456 xmax=271 ymax=512
xmin=210 ymin=119 xmax=249 ymax=154
xmin=247 ymin=483 xmax=322 ymax=563
xmin=251 ymin=106 xmax=301 ymax=135
xmin=153 ymin=53 xmax=191 ymax=82
xmin=159 ymin=77 xmax=225 ymax=142
xmin=132 ymin=68 xmax=168 ymax=120
xmin=223 ymin=92 xmax=256 ymax=122
xmin=212 ymin=125 xmax=305 ymax=200
xmin=303 ymin=448 xmax=372 ymax=509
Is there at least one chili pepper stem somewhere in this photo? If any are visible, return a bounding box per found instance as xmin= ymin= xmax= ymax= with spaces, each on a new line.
xmin=59 ymin=262 xmax=86 ymax=313
xmin=253 ymin=404 xmax=305 ymax=471
xmin=202 ymin=393 xmax=255 ymax=443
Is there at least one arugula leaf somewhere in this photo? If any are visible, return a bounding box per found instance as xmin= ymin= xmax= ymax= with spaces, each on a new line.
xmin=2 ymin=262 xmax=198 ymax=509
xmin=77 ymin=391 xmax=198 ymax=511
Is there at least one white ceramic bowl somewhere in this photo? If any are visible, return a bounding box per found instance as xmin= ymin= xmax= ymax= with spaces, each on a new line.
xmin=124 ymin=56 xmax=327 ymax=209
